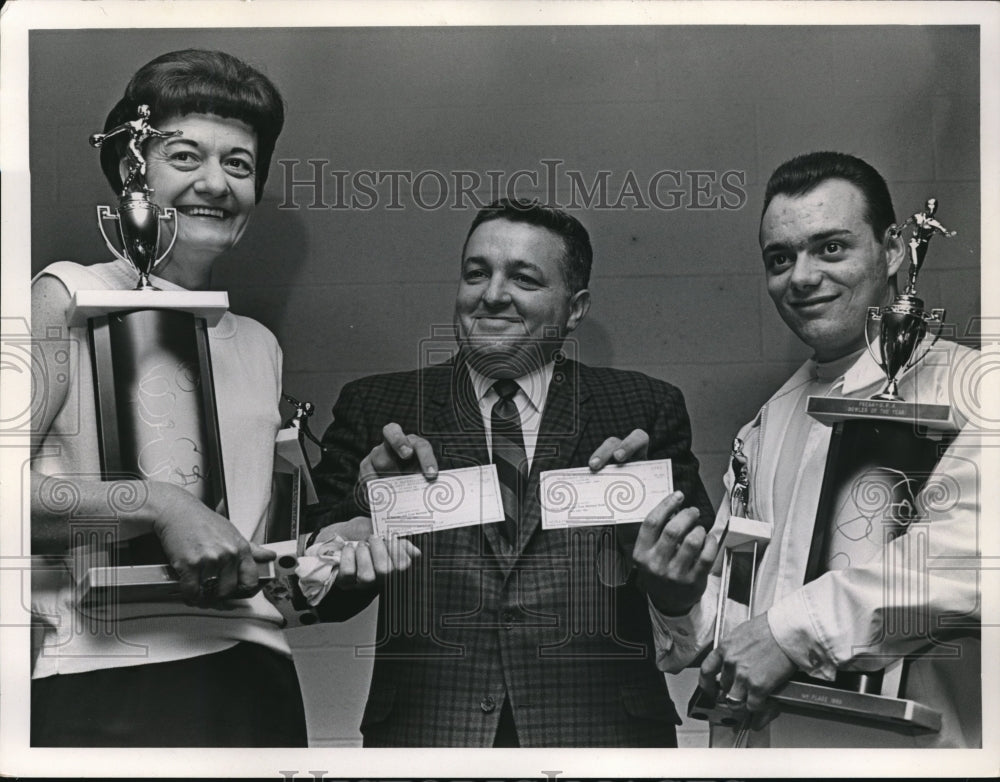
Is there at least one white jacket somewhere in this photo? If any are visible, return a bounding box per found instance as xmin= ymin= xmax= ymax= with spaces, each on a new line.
xmin=651 ymin=341 xmax=982 ymax=747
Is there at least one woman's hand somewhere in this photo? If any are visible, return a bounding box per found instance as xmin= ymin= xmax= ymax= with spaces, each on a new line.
xmin=152 ymin=484 xmax=275 ymax=604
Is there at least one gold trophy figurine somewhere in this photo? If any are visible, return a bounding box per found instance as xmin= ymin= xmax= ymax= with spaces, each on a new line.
xmin=864 ymin=198 xmax=951 ymax=404
xmin=90 ymin=104 xmax=181 ymax=289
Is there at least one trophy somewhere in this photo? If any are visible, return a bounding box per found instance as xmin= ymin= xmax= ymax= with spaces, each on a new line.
xmin=865 ymin=198 xmax=954 ymax=403
xmin=779 ymin=197 xmax=962 ymax=738
xmin=687 ymin=439 xmax=772 ymax=740
xmin=257 ymin=394 xmax=322 ymax=627
xmin=73 ymin=106 xmax=232 ymax=602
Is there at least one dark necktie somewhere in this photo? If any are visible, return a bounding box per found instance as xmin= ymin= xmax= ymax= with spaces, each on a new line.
xmin=491 ymin=378 xmax=527 ymax=543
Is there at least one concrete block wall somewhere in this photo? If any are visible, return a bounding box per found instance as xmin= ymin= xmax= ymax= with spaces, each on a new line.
xmin=29 ymin=25 xmax=981 ymax=748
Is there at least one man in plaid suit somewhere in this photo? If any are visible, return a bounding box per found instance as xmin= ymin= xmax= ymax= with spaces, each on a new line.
xmin=309 ymin=199 xmax=714 ymax=747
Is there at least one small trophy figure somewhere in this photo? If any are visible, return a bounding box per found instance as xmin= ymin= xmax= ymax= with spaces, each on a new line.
xmin=864 ymin=198 xmax=950 ymax=402
xmin=895 ymin=198 xmax=957 ymax=296
xmin=89 ymin=104 xmax=180 ymax=195
xmin=729 ymin=437 xmax=750 ymax=519
xmin=90 ymin=104 xmax=181 ymax=289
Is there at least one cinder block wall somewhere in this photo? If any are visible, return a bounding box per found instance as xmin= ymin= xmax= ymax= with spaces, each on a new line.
xmin=29 ymin=26 xmax=980 ymax=747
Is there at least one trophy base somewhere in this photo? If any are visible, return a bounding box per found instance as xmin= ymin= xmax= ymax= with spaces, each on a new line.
xmin=687 ymin=680 xmax=941 ymax=733
xmin=806 ymin=395 xmax=952 ymax=429
xmin=68 ymin=290 xmax=229 ymax=327
xmin=79 ymin=560 xmax=275 ymax=604
xmin=687 ymin=687 xmax=751 ymax=727
xmin=769 ymin=680 xmax=941 ymax=732
xmin=77 ymin=539 xmax=320 ymax=628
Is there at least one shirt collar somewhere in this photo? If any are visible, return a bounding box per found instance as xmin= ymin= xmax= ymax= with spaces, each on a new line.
xmin=467 ymin=359 xmax=555 ymax=415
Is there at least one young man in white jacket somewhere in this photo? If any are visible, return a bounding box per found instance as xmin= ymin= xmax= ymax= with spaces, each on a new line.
xmin=633 ymin=151 xmax=981 ymax=748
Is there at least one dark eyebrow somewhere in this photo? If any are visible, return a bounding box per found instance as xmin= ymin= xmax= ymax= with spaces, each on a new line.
xmin=761 ymin=229 xmax=854 ymax=255
xmin=462 ymin=257 xmax=544 ymax=274
xmin=161 ymin=137 xmax=256 ymax=160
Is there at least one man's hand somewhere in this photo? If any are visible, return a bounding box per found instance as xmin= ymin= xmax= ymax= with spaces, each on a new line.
xmin=632 ymin=491 xmax=716 ymax=616
xmin=334 ymin=533 xmax=421 ymax=591
xmin=359 ymin=422 xmax=438 ymax=484
xmin=153 ymin=485 xmax=275 ymax=604
xmin=588 ymin=428 xmax=649 ymax=471
xmin=699 ymin=613 xmax=797 ymax=712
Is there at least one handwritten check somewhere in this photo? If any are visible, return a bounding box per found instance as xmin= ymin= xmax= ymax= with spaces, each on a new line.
xmin=540 ymin=458 xmax=674 ymax=529
xmin=367 ymin=464 xmax=505 ymax=536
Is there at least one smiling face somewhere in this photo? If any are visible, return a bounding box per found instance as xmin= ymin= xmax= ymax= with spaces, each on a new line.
xmin=759 ymin=178 xmax=905 ymax=362
xmin=454 ymin=218 xmax=590 ymax=378
xmin=133 ymin=113 xmax=258 ymax=281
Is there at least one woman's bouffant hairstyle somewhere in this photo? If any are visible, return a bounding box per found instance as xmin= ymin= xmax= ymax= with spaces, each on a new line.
xmin=98 ymin=49 xmax=285 ymax=203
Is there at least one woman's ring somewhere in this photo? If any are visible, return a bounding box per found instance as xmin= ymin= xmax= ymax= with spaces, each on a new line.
xmin=200 ymin=575 xmax=220 ymax=599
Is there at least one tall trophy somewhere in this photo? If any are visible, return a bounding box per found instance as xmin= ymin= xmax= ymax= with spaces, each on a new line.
xmin=785 ymin=197 xmax=961 ymax=736
xmin=687 ymin=439 xmax=772 ymax=742
xmin=73 ymin=107 xmax=244 ymax=602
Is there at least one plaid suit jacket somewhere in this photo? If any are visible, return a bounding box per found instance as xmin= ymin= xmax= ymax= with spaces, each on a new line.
xmin=309 ymin=359 xmax=714 ymax=747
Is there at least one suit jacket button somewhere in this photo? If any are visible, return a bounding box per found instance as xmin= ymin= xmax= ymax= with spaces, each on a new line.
xmin=502 ymin=611 xmax=515 ymax=629
xmin=480 ymin=696 xmax=496 ymax=713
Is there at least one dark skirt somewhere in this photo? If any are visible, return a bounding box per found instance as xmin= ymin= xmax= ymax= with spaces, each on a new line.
xmin=31 ymin=642 xmax=307 ymax=747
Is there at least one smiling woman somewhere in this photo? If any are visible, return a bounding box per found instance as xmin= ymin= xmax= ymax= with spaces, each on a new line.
xmin=29 ymin=50 xmax=308 ymax=747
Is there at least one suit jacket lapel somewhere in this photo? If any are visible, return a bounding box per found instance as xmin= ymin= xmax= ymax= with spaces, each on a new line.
xmin=427 ymin=362 xmax=507 ymax=558
xmin=516 ymin=360 xmax=592 ymax=556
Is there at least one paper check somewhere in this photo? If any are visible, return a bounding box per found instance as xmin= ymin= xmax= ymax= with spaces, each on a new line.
xmin=367 ymin=464 xmax=505 ymax=536
xmin=540 ymin=458 xmax=674 ymax=528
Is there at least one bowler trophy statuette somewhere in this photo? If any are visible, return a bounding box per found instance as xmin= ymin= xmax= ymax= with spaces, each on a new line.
xmin=89 ymin=104 xmax=180 ymax=291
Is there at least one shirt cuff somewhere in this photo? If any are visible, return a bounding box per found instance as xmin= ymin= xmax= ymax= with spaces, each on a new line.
xmin=767 ymin=591 xmax=837 ymax=680
xmin=647 ymin=598 xmax=705 ymax=673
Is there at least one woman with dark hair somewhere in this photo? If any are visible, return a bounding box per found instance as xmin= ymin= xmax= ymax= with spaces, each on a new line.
xmin=30 ymin=50 xmax=306 ymax=747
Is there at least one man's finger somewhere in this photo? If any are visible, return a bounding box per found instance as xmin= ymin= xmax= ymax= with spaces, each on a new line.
xmin=337 ymin=543 xmax=358 ymax=585
xmin=613 ymin=428 xmax=650 ymax=462
xmin=587 ymin=436 xmax=622 ymax=471
xmin=667 ymin=523 xmax=707 ymax=573
xmin=382 ymin=423 xmax=413 ymax=460
xmin=658 ymin=505 xmax=703 ymax=551
xmin=406 ymin=436 xmax=438 ymax=479
xmin=368 ymin=535 xmax=391 ymax=578
xmin=353 ymin=543 xmax=376 ymax=586
xmin=633 ymin=491 xmax=685 ymax=553
xmin=699 ymin=648 xmax=723 ymax=694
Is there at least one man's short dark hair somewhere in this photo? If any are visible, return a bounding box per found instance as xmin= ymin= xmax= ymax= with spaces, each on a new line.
xmin=98 ymin=49 xmax=285 ymax=203
xmin=762 ymin=151 xmax=896 ymax=239
xmin=462 ymin=199 xmax=593 ymax=293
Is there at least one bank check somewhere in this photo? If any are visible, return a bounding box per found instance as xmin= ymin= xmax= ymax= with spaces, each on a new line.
xmin=367 ymin=464 xmax=505 ymax=536
xmin=540 ymin=458 xmax=674 ymax=529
